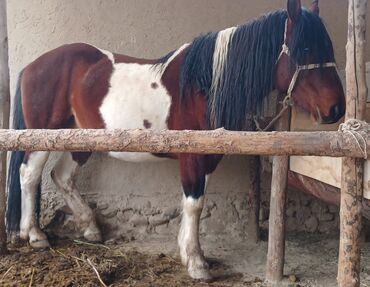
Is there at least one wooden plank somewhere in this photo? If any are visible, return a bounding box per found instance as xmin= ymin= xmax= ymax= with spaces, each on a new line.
xmin=290 ymin=156 xmax=370 ymax=200
xmin=290 ymin=156 xmax=341 ymax=188
xmin=0 ymin=0 xmax=9 ymax=254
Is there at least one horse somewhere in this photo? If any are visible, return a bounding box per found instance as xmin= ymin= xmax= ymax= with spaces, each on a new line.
xmin=6 ymin=0 xmax=345 ymax=280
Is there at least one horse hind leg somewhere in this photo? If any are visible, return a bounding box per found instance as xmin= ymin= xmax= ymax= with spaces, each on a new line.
xmin=20 ymin=151 xmax=50 ymax=249
xmin=50 ymin=152 xmax=102 ymax=242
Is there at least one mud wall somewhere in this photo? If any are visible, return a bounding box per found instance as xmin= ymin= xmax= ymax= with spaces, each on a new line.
xmin=6 ymin=0 xmax=368 ymax=241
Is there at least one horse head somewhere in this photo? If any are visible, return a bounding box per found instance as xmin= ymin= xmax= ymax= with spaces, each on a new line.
xmin=275 ymin=0 xmax=345 ymax=124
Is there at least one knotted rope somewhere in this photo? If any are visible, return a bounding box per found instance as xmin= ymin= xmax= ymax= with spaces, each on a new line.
xmin=339 ymin=119 xmax=369 ymax=159
xmin=254 ymin=94 xmax=293 ymax=132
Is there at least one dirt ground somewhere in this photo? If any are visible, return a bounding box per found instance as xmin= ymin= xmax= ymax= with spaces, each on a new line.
xmin=1 ymin=232 xmax=370 ymax=287
xmin=0 ymin=239 xmax=259 ymax=287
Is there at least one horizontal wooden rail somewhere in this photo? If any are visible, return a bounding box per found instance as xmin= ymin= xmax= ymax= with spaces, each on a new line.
xmin=0 ymin=128 xmax=368 ymax=157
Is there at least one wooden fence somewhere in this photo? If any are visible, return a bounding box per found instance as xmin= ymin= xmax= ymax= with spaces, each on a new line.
xmin=0 ymin=0 xmax=368 ymax=286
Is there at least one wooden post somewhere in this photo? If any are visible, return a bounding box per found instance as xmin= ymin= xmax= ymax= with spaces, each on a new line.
xmin=0 ymin=0 xmax=9 ymax=254
xmin=338 ymin=0 xmax=368 ymax=286
xmin=266 ymin=103 xmax=291 ymax=283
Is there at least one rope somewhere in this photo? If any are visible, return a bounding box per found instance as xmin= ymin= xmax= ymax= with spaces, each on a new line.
xmin=339 ymin=119 xmax=369 ymax=159
xmin=254 ymin=94 xmax=293 ymax=132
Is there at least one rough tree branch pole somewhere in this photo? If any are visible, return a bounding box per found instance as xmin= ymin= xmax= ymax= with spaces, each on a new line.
xmin=0 ymin=128 xmax=368 ymax=157
xmin=338 ymin=0 xmax=368 ymax=286
xmin=266 ymin=101 xmax=291 ymax=283
xmin=0 ymin=0 xmax=9 ymax=254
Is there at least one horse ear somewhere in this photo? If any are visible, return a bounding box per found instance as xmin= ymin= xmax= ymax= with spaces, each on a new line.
xmin=287 ymin=0 xmax=302 ymax=22
xmin=310 ymin=0 xmax=320 ymax=15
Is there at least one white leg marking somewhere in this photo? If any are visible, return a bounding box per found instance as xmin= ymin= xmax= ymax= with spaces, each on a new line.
xmin=178 ymin=195 xmax=211 ymax=280
xmin=51 ymin=153 xmax=101 ymax=242
xmin=20 ymin=151 xmax=50 ymax=248
xmin=209 ymin=27 xmax=236 ymax=126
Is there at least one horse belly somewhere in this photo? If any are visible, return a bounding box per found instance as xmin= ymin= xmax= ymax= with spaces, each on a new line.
xmin=100 ymin=63 xmax=171 ymax=163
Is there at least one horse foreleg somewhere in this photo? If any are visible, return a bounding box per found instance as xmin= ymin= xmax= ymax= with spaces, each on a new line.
xmin=178 ymin=155 xmax=211 ymax=280
xmin=51 ymin=152 xmax=101 ymax=242
xmin=20 ymin=151 xmax=50 ymax=249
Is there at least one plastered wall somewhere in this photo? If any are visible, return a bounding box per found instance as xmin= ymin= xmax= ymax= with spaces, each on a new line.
xmin=6 ymin=0 xmax=369 ymax=241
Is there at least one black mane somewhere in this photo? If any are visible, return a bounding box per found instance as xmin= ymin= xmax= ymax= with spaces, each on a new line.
xmin=290 ymin=10 xmax=335 ymax=65
xmin=179 ymin=9 xmax=335 ymax=130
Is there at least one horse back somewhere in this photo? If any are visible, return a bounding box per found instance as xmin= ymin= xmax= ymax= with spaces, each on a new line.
xmin=19 ymin=42 xmax=213 ymax=163
xmin=20 ymin=43 xmax=101 ymax=129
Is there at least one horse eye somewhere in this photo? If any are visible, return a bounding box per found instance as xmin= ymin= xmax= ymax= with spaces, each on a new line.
xmin=304 ymin=48 xmax=310 ymax=53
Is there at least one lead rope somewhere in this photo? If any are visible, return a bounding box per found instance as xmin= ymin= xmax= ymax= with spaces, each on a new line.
xmin=339 ymin=119 xmax=368 ymax=159
xmin=254 ymin=95 xmax=292 ymax=132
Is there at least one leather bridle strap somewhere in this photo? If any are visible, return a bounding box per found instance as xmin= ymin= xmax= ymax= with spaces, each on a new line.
xmin=278 ymin=20 xmax=337 ymax=105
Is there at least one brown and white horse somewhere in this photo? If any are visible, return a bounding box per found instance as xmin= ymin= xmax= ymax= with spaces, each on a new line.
xmin=7 ymin=0 xmax=344 ymax=280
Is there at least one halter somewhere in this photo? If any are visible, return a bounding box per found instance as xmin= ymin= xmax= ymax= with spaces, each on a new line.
xmin=277 ymin=19 xmax=337 ymax=105
xmin=254 ymin=20 xmax=337 ymax=132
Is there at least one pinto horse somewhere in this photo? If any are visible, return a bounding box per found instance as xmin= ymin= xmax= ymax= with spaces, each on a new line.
xmin=6 ymin=0 xmax=344 ymax=280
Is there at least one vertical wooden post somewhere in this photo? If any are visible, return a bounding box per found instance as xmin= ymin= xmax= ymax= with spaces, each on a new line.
xmin=0 ymin=0 xmax=9 ymax=253
xmin=247 ymin=155 xmax=261 ymax=243
xmin=338 ymin=0 xmax=368 ymax=286
xmin=266 ymin=103 xmax=291 ymax=284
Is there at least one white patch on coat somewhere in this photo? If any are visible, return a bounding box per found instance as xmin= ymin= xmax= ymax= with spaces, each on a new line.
xmin=97 ymin=47 xmax=115 ymax=64
xmin=19 ymin=151 xmax=50 ymax=241
xmin=100 ymin=62 xmax=172 ymax=162
xmin=209 ymin=27 xmax=236 ymax=124
xmin=157 ymin=44 xmax=190 ymax=74
xmin=85 ymin=43 xmax=115 ymax=64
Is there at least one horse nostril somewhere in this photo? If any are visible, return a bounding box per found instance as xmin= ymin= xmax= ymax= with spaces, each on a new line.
xmin=330 ymin=104 xmax=344 ymax=120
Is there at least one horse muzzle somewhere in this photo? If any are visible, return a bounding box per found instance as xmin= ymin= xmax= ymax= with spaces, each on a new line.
xmin=319 ymin=103 xmax=345 ymax=124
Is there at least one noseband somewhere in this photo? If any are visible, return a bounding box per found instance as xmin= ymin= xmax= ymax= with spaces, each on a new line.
xmin=277 ymin=20 xmax=337 ymax=105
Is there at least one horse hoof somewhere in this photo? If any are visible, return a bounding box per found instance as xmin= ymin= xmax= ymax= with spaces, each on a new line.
xmin=84 ymin=227 xmax=102 ymax=243
xmin=28 ymin=227 xmax=50 ymax=249
xmin=30 ymin=239 xmax=50 ymax=250
xmin=188 ymin=267 xmax=213 ymax=281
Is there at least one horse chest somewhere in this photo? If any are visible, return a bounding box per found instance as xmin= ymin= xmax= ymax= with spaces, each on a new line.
xmin=99 ymin=63 xmax=171 ymax=162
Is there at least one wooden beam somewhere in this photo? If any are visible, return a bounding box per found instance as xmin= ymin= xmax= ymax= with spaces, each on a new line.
xmin=0 ymin=0 xmax=9 ymax=254
xmin=0 ymin=129 xmax=368 ymax=157
xmin=338 ymin=0 xmax=368 ymax=286
xmin=266 ymin=103 xmax=291 ymax=283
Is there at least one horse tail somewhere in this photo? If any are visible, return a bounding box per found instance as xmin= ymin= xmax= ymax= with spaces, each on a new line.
xmin=6 ymin=70 xmax=26 ymax=235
